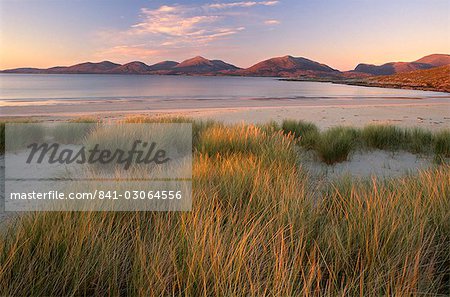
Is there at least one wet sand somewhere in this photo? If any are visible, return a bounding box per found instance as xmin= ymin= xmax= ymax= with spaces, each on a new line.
xmin=2 ymin=96 xmax=448 ymax=130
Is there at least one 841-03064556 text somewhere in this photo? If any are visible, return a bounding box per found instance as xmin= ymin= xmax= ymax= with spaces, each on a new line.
xmin=9 ymin=190 xmax=184 ymax=200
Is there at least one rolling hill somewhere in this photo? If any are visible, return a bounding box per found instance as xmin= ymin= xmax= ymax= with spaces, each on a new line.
xmin=170 ymin=56 xmax=240 ymax=74
xmin=107 ymin=61 xmax=152 ymax=74
xmin=48 ymin=61 xmax=121 ymax=74
xmin=239 ymin=55 xmax=339 ymax=77
xmin=353 ymin=54 xmax=450 ymax=76
xmin=148 ymin=61 xmax=179 ymax=72
xmin=415 ymin=54 xmax=450 ymax=67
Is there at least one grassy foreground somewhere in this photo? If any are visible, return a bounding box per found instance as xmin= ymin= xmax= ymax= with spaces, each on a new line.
xmin=0 ymin=118 xmax=449 ymax=296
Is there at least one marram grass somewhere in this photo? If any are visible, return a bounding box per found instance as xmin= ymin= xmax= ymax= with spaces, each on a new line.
xmin=282 ymin=119 xmax=320 ymax=149
xmin=0 ymin=119 xmax=449 ymax=296
xmin=315 ymin=126 xmax=360 ymax=165
xmin=279 ymin=120 xmax=449 ymax=164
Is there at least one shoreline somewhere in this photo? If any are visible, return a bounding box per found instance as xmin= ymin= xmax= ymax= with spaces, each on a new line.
xmin=1 ymin=96 xmax=449 ymax=131
xmin=279 ymin=78 xmax=450 ymax=94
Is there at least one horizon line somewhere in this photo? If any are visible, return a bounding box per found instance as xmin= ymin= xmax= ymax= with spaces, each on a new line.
xmin=2 ymin=52 xmax=448 ymax=72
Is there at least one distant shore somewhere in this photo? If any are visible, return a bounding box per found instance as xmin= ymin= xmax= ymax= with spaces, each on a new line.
xmin=280 ymin=64 xmax=450 ymax=93
xmin=279 ymin=78 xmax=450 ymax=94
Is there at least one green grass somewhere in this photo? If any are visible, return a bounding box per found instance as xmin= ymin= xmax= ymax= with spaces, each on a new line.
xmin=52 ymin=123 xmax=97 ymax=144
xmin=359 ymin=125 xmax=449 ymax=163
xmin=434 ymin=130 xmax=450 ymax=162
xmin=121 ymin=115 xmax=217 ymax=148
xmin=362 ymin=124 xmax=407 ymax=150
xmin=0 ymin=120 xmax=449 ymax=295
xmin=362 ymin=125 xmax=440 ymax=154
xmin=0 ymin=119 xmax=39 ymax=154
xmin=405 ymin=127 xmax=434 ymax=154
xmin=197 ymin=124 xmax=297 ymax=165
xmin=257 ymin=120 xmax=280 ymax=133
xmin=282 ymin=119 xmax=320 ymax=149
xmin=278 ymin=121 xmax=449 ymax=165
xmin=2 ymin=122 xmax=45 ymax=152
xmin=315 ymin=126 xmax=360 ymax=164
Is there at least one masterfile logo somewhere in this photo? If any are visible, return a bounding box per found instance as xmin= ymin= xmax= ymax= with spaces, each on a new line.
xmin=26 ymin=140 xmax=171 ymax=170
xmin=4 ymin=123 xmax=192 ymax=211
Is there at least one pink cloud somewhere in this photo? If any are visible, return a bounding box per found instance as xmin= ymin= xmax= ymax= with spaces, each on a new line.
xmin=264 ymin=19 xmax=280 ymax=25
xmin=130 ymin=6 xmax=219 ymax=37
xmin=207 ymin=1 xmax=279 ymax=9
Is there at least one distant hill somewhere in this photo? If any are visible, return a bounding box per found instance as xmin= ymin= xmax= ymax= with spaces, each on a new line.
xmin=148 ymin=61 xmax=179 ymax=72
xmin=1 ymin=60 xmax=180 ymax=75
xmin=108 ymin=61 xmax=152 ymax=74
xmin=1 ymin=61 xmax=121 ymax=74
xmin=93 ymin=60 xmax=180 ymax=74
xmin=49 ymin=61 xmax=121 ymax=74
xmin=365 ymin=65 xmax=450 ymax=92
xmin=354 ymin=62 xmax=432 ymax=76
xmin=1 ymin=67 xmax=43 ymax=74
xmin=353 ymin=54 xmax=450 ymax=76
xmin=239 ymin=55 xmax=339 ymax=77
xmin=415 ymin=54 xmax=450 ymax=67
xmin=171 ymin=56 xmax=240 ymax=74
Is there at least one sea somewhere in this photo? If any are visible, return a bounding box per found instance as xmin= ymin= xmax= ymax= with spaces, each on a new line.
xmin=1 ymin=74 xmax=447 ymax=107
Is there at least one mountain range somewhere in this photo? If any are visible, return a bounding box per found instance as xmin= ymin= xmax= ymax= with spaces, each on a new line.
xmin=2 ymin=54 xmax=449 ymax=79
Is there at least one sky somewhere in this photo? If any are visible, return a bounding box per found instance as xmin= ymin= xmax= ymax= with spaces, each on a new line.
xmin=0 ymin=0 xmax=449 ymax=71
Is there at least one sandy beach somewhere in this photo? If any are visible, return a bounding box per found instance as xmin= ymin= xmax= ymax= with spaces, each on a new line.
xmin=2 ymin=96 xmax=449 ymax=130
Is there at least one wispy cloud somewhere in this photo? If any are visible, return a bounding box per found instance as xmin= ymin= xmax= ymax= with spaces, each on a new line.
xmin=123 ymin=4 xmax=246 ymax=46
xmin=264 ymin=19 xmax=280 ymax=25
xmin=95 ymin=1 xmax=279 ymax=61
xmin=207 ymin=1 xmax=279 ymax=9
xmin=130 ymin=6 xmax=219 ymax=37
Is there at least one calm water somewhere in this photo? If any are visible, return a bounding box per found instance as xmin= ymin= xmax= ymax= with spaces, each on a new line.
xmin=0 ymin=74 xmax=447 ymax=104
